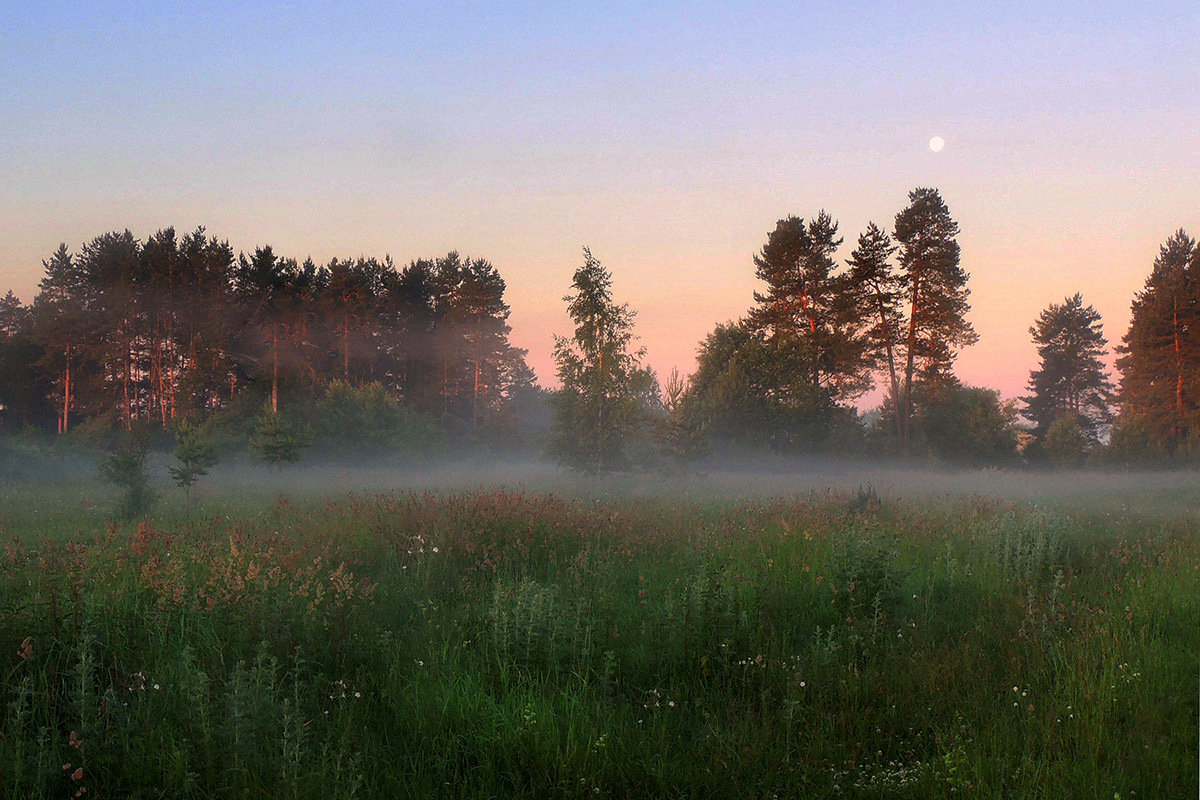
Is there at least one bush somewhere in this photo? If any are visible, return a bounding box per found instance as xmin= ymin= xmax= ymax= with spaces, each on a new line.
xmin=310 ymin=381 xmax=444 ymax=456
xmin=916 ymin=384 xmax=1018 ymax=465
xmin=1103 ymin=413 xmax=1167 ymax=466
xmin=1043 ymin=416 xmax=1088 ymax=468
xmin=251 ymin=407 xmax=309 ymax=470
xmin=99 ymin=440 xmax=156 ymax=520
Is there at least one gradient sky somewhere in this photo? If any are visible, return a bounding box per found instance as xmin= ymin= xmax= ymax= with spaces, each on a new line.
xmin=2 ymin=1 xmax=1197 ymax=407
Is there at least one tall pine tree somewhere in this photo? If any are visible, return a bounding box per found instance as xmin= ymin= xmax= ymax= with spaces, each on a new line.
xmin=845 ymin=222 xmax=903 ymax=438
xmin=746 ymin=212 xmax=870 ymax=404
xmin=1116 ymin=229 xmax=1200 ymax=455
xmin=892 ymin=188 xmax=977 ymax=454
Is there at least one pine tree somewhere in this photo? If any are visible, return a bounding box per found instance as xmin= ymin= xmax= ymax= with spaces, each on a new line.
xmin=1021 ymin=293 xmax=1114 ymax=447
xmin=550 ymin=248 xmax=654 ymax=472
xmin=251 ymin=406 xmax=309 ymax=470
xmin=845 ymin=223 xmax=903 ymax=438
xmin=31 ymin=244 xmax=91 ymax=433
xmin=176 ymin=228 xmax=237 ymax=414
xmin=746 ymin=212 xmax=870 ymax=404
xmin=169 ymin=418 xmax=218 ymax=519
xmin=100 ymin=436 xmax=156 ymax=521
xmin=1115 ymin=229 xmax=1200 ymax=455
xmin=892 ymin=188 xmax=977 ymax=454
xmin=0 ymin=292 xmax=51 ymax=429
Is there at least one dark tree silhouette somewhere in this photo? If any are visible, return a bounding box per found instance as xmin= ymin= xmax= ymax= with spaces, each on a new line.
xmin=892 ymin=188 xmax=977 ymax=454
xmin=1116 ymin=229 xmax=1200 ymax=455
xmin=1021 ymin=293 xmax=1114 ymax=447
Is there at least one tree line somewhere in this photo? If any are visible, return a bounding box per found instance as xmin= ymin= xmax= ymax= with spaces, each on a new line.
xmin=550 ymin=189 xmax=1200 ymax=470
xmin=0 ymin=228 xmax=535 ymax=454
xmin=0 ymin=188 xmax=1197 ymax=469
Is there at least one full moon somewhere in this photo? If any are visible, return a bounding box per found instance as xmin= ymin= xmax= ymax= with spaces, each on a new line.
xmin=928 ymin=135 xmax=946 ymax=152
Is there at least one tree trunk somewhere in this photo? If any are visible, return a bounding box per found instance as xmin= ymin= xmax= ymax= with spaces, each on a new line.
xmin=271 ymin=322 xmax=279 ymax=413
xmin=61 ymin=344 xmax=72 ymax=434
xmin=1174 ymin=294 xmax=1184 ymax=437
xmin=871 ymin=283 xmax=902 ymax=441
xmin=473 ymin=357 xmax=481 ymax=432
xmin=342 ymin=308 xmax=350 ymax=381
xmin=123 ymin=335 xmax=133 ymax=430
xmin=901 ymin=265 xmax=923 ymax=457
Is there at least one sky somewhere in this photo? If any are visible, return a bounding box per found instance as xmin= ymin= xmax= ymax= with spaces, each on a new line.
xmin=2 ymin=1 xmax=1197 ymax=407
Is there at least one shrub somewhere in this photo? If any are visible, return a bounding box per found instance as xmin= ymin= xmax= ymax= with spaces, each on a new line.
xmin=99 ymin=439 xmax=156 ymax=520
xmin=1043 ymin=415 xmax=1088 ymax=468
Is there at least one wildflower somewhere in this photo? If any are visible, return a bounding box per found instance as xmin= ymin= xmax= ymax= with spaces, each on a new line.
xmin=17 ymin=637 xmax=32 ymax=661
xmin=153 ymin=684 xmax=161 ymax=691
xmin=71 ymin=767 xmax=84 ymax=781
xmin=69 ymin=731 xmax=81 ymax=749
xmin=432 ymin=547 xmax=439 ymax=553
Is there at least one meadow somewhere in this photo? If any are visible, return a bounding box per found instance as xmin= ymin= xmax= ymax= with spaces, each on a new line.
xmin=0 ymin=463 xmax=1196 ymax=798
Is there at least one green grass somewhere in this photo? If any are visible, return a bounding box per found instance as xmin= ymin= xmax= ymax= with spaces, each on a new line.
xmin=0 ymin=478 xmax=1196 ymax=798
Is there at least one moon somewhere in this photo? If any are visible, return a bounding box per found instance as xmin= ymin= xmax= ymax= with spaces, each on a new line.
xmin=928 ymin=135 xmax=946 ymax=153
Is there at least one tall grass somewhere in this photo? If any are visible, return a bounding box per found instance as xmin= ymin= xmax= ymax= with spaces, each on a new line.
xmin=1 ymin=488 xmax=1195 ymax=797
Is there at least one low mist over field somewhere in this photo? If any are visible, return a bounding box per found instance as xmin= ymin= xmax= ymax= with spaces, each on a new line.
xmin=195 ymin=458 xmax=1200 ymax=513
xmin=1 ymin=2 xmax=1198 ymax=796
xmin=4 ymin=445 xmax=1198 ymax=539
xmin=1 ymin=461 xmax=1196 ymax=797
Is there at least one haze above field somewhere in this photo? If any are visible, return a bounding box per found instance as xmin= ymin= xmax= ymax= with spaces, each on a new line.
xmin=2 ymin=1 xmax=1198 ymax=403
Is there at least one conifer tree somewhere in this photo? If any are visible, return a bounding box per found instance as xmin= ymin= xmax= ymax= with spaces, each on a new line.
xmin=1116 ymin=229 xmax=1200 ymax=454
xmin=746 ymin=212 xmax=870 ymax=403
xmin=251 ymin=406 xmax=309 ymax=470
xmin=845 ymin=222 xmax=903 ymax=438
xmin=1021 ymin=293 xmax=1114 ymax=446
xmin=31 ymin=244 xmax=91 ymax=433
xmin=892 ymin=188 xmax=977 ymax=454
xmin=169 ymin=418 xmax=218 ymax=519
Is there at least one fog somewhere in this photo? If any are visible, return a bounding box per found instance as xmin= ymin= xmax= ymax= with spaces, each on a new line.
xmin=6 ymin=443 xmax=1198 ymax=533
xmin=181 ymin=454 xmax=1200 ymax=519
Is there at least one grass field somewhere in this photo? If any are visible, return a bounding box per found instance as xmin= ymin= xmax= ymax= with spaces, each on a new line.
xmin=1 ymin=464 xmax=1196 ymax=798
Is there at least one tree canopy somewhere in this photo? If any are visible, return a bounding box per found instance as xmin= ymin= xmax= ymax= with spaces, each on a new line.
xmin=550 ymin=249 xmax=657 ymax=472
xmin=1 ymin=228 xmax=533 ymax=448
xmin=1021 ymin=293 xmax=1114 ymax=447
xmin=1116 ymin=229 xmax=1200 ymax=457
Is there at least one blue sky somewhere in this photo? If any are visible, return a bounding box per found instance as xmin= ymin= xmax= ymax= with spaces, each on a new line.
xmin=2 ymin=1 xmax=1198 ymax=399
